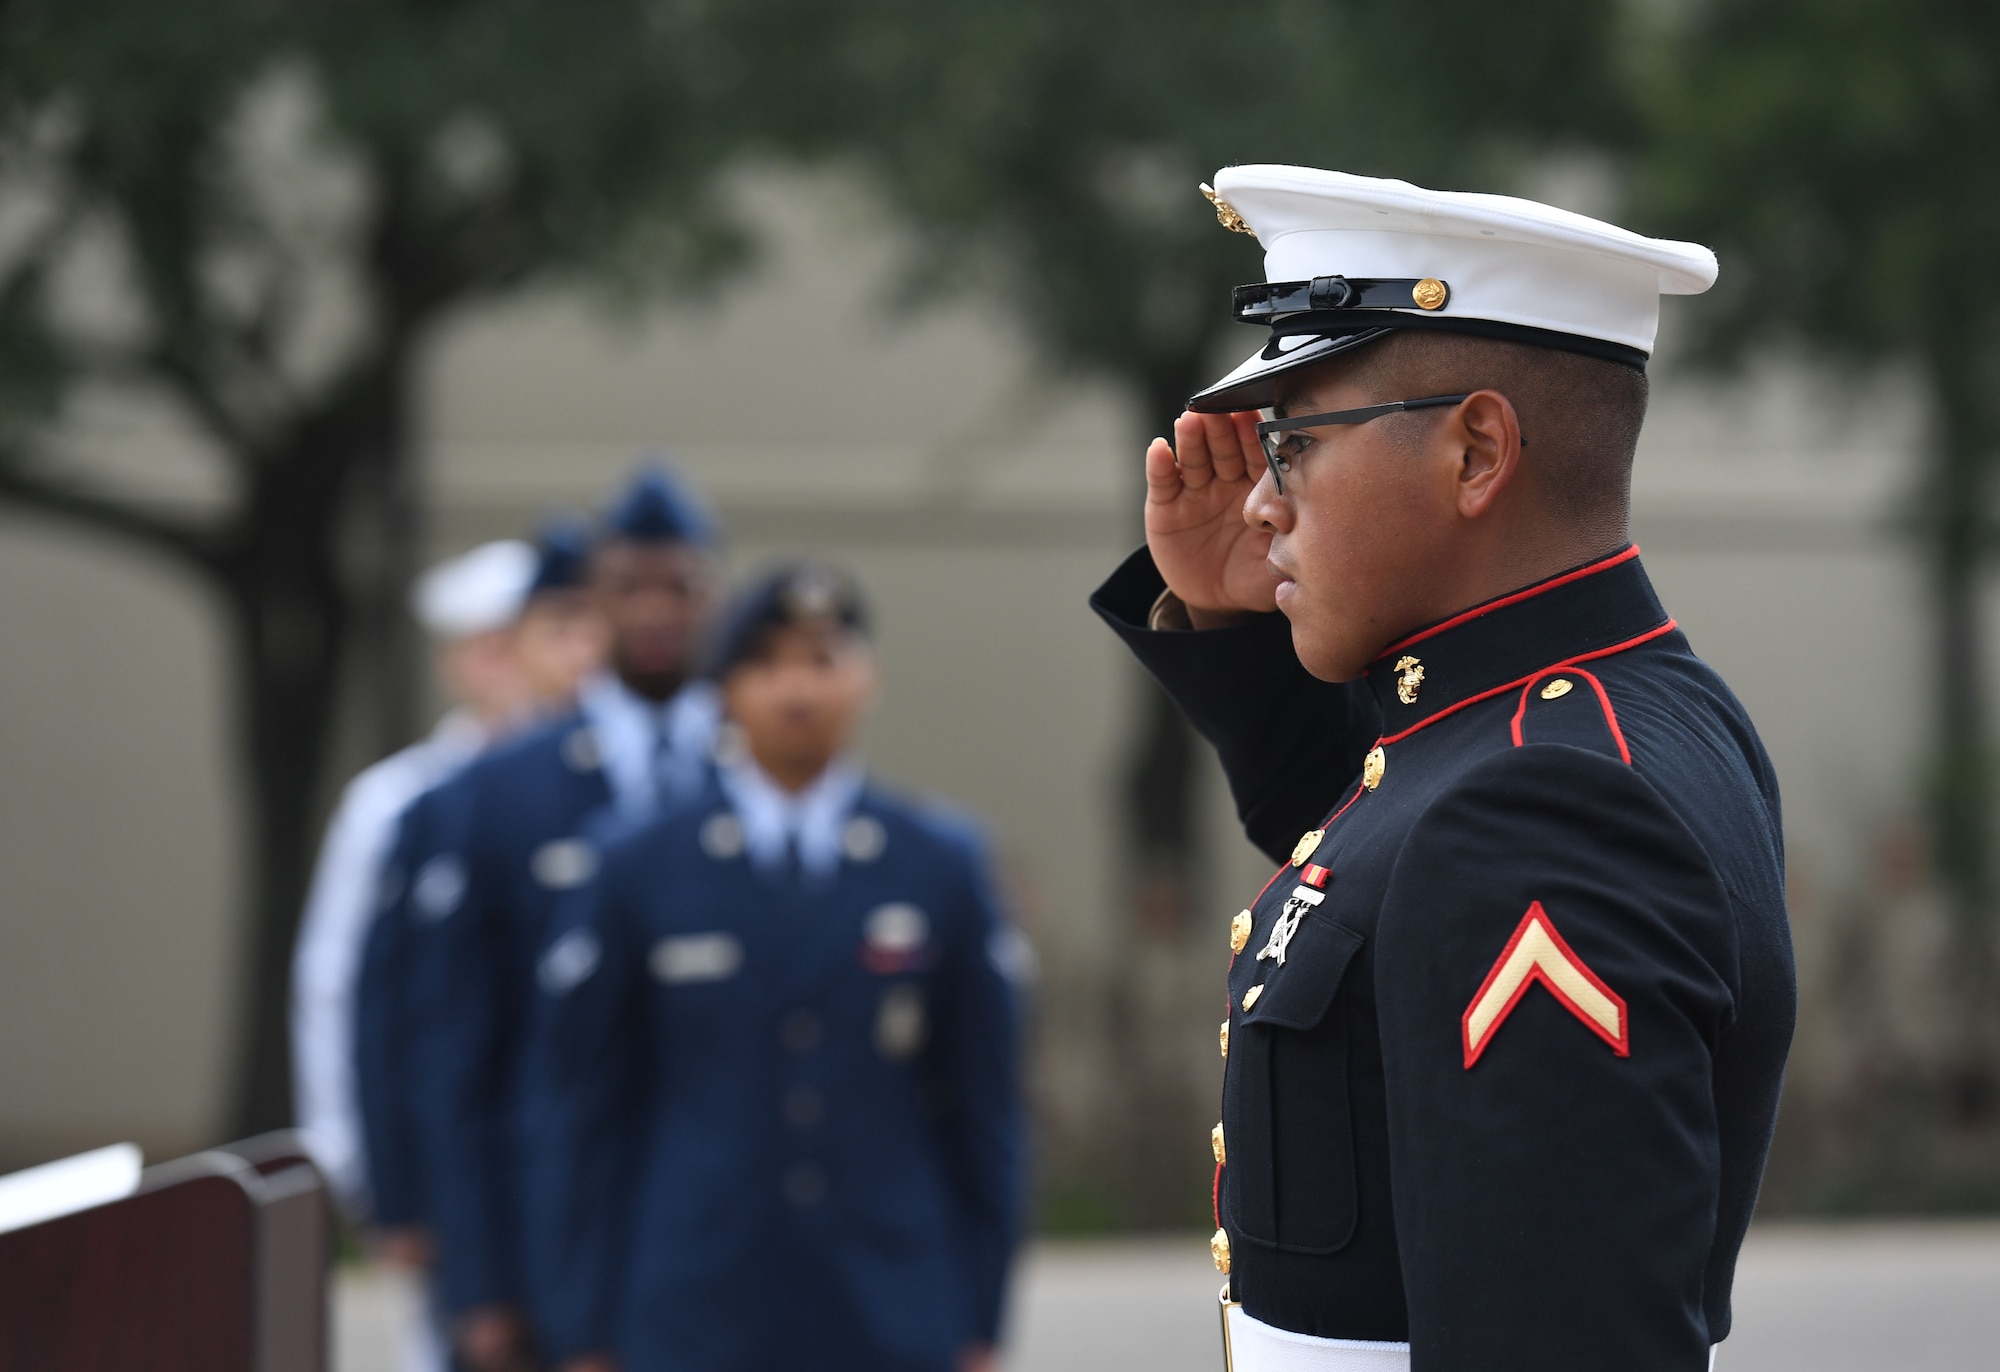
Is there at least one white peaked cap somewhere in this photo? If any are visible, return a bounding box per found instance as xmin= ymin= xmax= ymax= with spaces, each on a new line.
xmin=1191 ymin=165 xmax=1718 ymax=412
xmin=410 ymin=540 xmax=537 ymax=639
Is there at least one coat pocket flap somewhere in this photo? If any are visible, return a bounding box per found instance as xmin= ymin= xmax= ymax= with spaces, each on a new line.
xmin=1242 ymin=916 xmax=1364 ymax=1030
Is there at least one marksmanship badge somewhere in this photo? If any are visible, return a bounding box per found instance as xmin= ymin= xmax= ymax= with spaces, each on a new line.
xmin=1256 ymin=885 xmax=1325 ymax=966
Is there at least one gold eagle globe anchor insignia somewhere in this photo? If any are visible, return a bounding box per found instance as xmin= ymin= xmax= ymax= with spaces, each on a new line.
xmin=1394 ymin=655 xmax=1425 ymax=705
xmin=1200 ymin=183 xmax=1255 ymax=235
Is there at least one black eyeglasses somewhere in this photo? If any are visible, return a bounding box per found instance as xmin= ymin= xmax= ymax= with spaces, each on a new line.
xmin=1254 ymin=395 xmax=1472 ymax=493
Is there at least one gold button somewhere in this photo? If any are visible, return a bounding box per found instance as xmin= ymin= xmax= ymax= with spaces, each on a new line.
xmin=1211 ymin=1227 xmax=1232 ymax=1273
xmin=1362 ymin=746 xmax=1386 ymax=791
xmin=1229 ymin=910 xmax=1253 ymax=954
xmin=1540 ymin=677 xmax=1574 ymax=700
xmin=1290 ymin=829 xmax=1325 ymax=866
xmin=1412 ymin=277 xmax=1450 ymax=310
xmin=1211 ymin=1122 xmax=1226 ymax=1165
xmin=1242 ymin=984 xmax=1263 ymax=1011
xmin=1219 ymin=1020 xmax=1230 ymax=1058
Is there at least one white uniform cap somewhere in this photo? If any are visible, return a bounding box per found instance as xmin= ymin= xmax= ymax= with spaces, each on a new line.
xmin=1191 ymin=165 xmax=1718 ymax=412
xmin=410 ymin=540 xmax=536 ymax=639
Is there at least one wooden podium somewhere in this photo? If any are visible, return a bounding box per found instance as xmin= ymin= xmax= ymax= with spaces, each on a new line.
xmin=0 ymin=1132 xmax=329 ymax=1372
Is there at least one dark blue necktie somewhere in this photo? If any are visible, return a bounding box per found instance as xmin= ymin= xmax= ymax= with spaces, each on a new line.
xmin=780 ymin=832 xmax=804 ymax=888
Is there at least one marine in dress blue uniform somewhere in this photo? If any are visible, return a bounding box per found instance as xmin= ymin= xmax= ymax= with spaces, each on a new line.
xmin=1091 ymin=168 xmax=1794 ymax=1370
xmin=414 ymin=468 xmax=724 ymax=1369
xmin=525 ymin=563 xmax=1026 ymax=1372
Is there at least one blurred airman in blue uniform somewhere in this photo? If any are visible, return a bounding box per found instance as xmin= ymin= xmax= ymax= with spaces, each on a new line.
xmin=351 ymin=520 xmax=602 ymax=1364
xmin=296 ymin=539 xmax=541 ymax=1228
xmin=300 ymin=527 xmax=603 ymax=1372
xmin=526 ymin=562 xmax=1027 ymax=1372
xmin=409 ymin=466 xmax=724 ymax=1372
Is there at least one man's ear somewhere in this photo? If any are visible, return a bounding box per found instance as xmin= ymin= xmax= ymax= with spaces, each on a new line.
xmin=1450 ymin=389 xmax=1524 ymax=519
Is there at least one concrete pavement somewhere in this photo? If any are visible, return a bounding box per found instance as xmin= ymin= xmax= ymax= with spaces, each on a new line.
xmin=334 ymin=1222 xmax=2000 ymax=1370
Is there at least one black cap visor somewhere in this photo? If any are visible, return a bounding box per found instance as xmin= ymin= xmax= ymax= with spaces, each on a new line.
xmin=1188 ymin=311 xmax=1650 ymax=414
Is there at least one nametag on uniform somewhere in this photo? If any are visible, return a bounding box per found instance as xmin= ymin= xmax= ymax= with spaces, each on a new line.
xmin=650 ymin=933 xmax=744 ymax=985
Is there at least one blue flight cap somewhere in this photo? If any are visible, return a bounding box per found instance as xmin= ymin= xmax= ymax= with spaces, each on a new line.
xmin=600 ymin=461 xmax=719 ymax=546
xmin=529 ymin=516 xmax=593 ymax=595
xmin=703 ymin=560 xmax=871 ymax=679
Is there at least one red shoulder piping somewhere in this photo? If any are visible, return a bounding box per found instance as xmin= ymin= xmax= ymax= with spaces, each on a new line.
xmin=1377 ymin=619 xmax=1674 ymax=748
xmin=1510 ymin=666 xmax=1631 ymax=765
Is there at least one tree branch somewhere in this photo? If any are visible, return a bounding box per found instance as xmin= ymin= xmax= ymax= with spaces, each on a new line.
xmin=148 ymin=343 xmax=262 ymax=464
xmin=0 ymin=450 xmax=230 ymax=580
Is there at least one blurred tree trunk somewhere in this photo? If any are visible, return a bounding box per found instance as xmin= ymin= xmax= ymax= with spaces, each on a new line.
xmin=0 ymin=433 xmax=397 ymax=1140
xmin=1925 ymin=334 xmax=2000 ymax=1120
xmin=1123 ymin=363 xmax=1210 ymax=933
xmin=1099 ymin=360 xmax=1215 ymax=1227
xmin=224 ymin=486 xmax=348 ymax=1139
xmin=351 ymin=393 xmax=424 ymax=760
xmin=222 ymin=350 xmax=418 ymax=1137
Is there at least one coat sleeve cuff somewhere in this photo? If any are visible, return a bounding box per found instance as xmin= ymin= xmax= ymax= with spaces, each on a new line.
xmin=1087 ymin=546 xmax=1306 ymax=741
xmin=1090 ymin=547 xmax=1377 ymax=861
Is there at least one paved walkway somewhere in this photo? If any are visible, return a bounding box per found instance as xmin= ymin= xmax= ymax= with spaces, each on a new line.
xmin=336 ymin=1222 xmax=2000 ymax=1370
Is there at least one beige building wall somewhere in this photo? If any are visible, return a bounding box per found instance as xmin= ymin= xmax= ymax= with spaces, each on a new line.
xmin=0 ymin=170 xmax=1950 ymax=1177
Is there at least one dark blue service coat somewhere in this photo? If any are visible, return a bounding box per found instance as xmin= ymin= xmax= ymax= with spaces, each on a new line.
xmin=524 ymin=777 xmax=1026 ymax=1372
xmin=354 ymin=777 xmax=477 ymax=1230
xmin=1094 ymin=544 xmax=1795 ymax=1371
xmin=408 ymin=709 xmax=630 ymax=1318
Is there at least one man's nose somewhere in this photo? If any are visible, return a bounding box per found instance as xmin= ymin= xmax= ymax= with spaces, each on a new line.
xmin=1244 ymin=464 xmax=1291 ymax=533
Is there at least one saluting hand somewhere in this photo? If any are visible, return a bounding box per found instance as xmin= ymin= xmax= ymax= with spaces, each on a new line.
xmin=1144 ymin=410 xmax=1276 ymax=622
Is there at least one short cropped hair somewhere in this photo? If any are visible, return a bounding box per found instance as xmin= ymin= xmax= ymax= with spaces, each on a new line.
xmin=1333 ymin=330 xmax=1649 ymax=520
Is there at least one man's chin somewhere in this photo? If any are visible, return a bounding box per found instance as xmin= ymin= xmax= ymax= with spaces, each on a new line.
xmin=1288 ymin=620 xmax=1367 ymax=684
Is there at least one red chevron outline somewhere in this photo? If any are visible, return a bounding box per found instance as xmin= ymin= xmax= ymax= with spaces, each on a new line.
xmin=1462 ymin=902 xmax=1629 ymax=1068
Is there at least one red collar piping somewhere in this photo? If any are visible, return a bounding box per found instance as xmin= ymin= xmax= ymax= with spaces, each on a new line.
xmin=1373 ymin=543 xmax=1642 ymax=663
xmin=1377 ymin=618 xmax=1676 ymax=748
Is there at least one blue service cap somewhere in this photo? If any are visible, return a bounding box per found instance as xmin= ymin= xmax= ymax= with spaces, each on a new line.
xmin=703 ymin=560 xmax=871 ymax=679
xmin=600 ymin=461 xmax=719 ymax=546
xmin=530 ymin=516 xmax=592 ymax=595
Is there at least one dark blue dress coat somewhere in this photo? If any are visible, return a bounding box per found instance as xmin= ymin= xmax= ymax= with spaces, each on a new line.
xmin=524 ymin=775 xmax=1026 ymax=1372
xmin=406 ymin=708 xmax=626 ymax=1318
xmin=354 ymin=776 xmax=477 ymax=1230
xmin=1093 ymin=544 xmax=1795 ymax=1371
